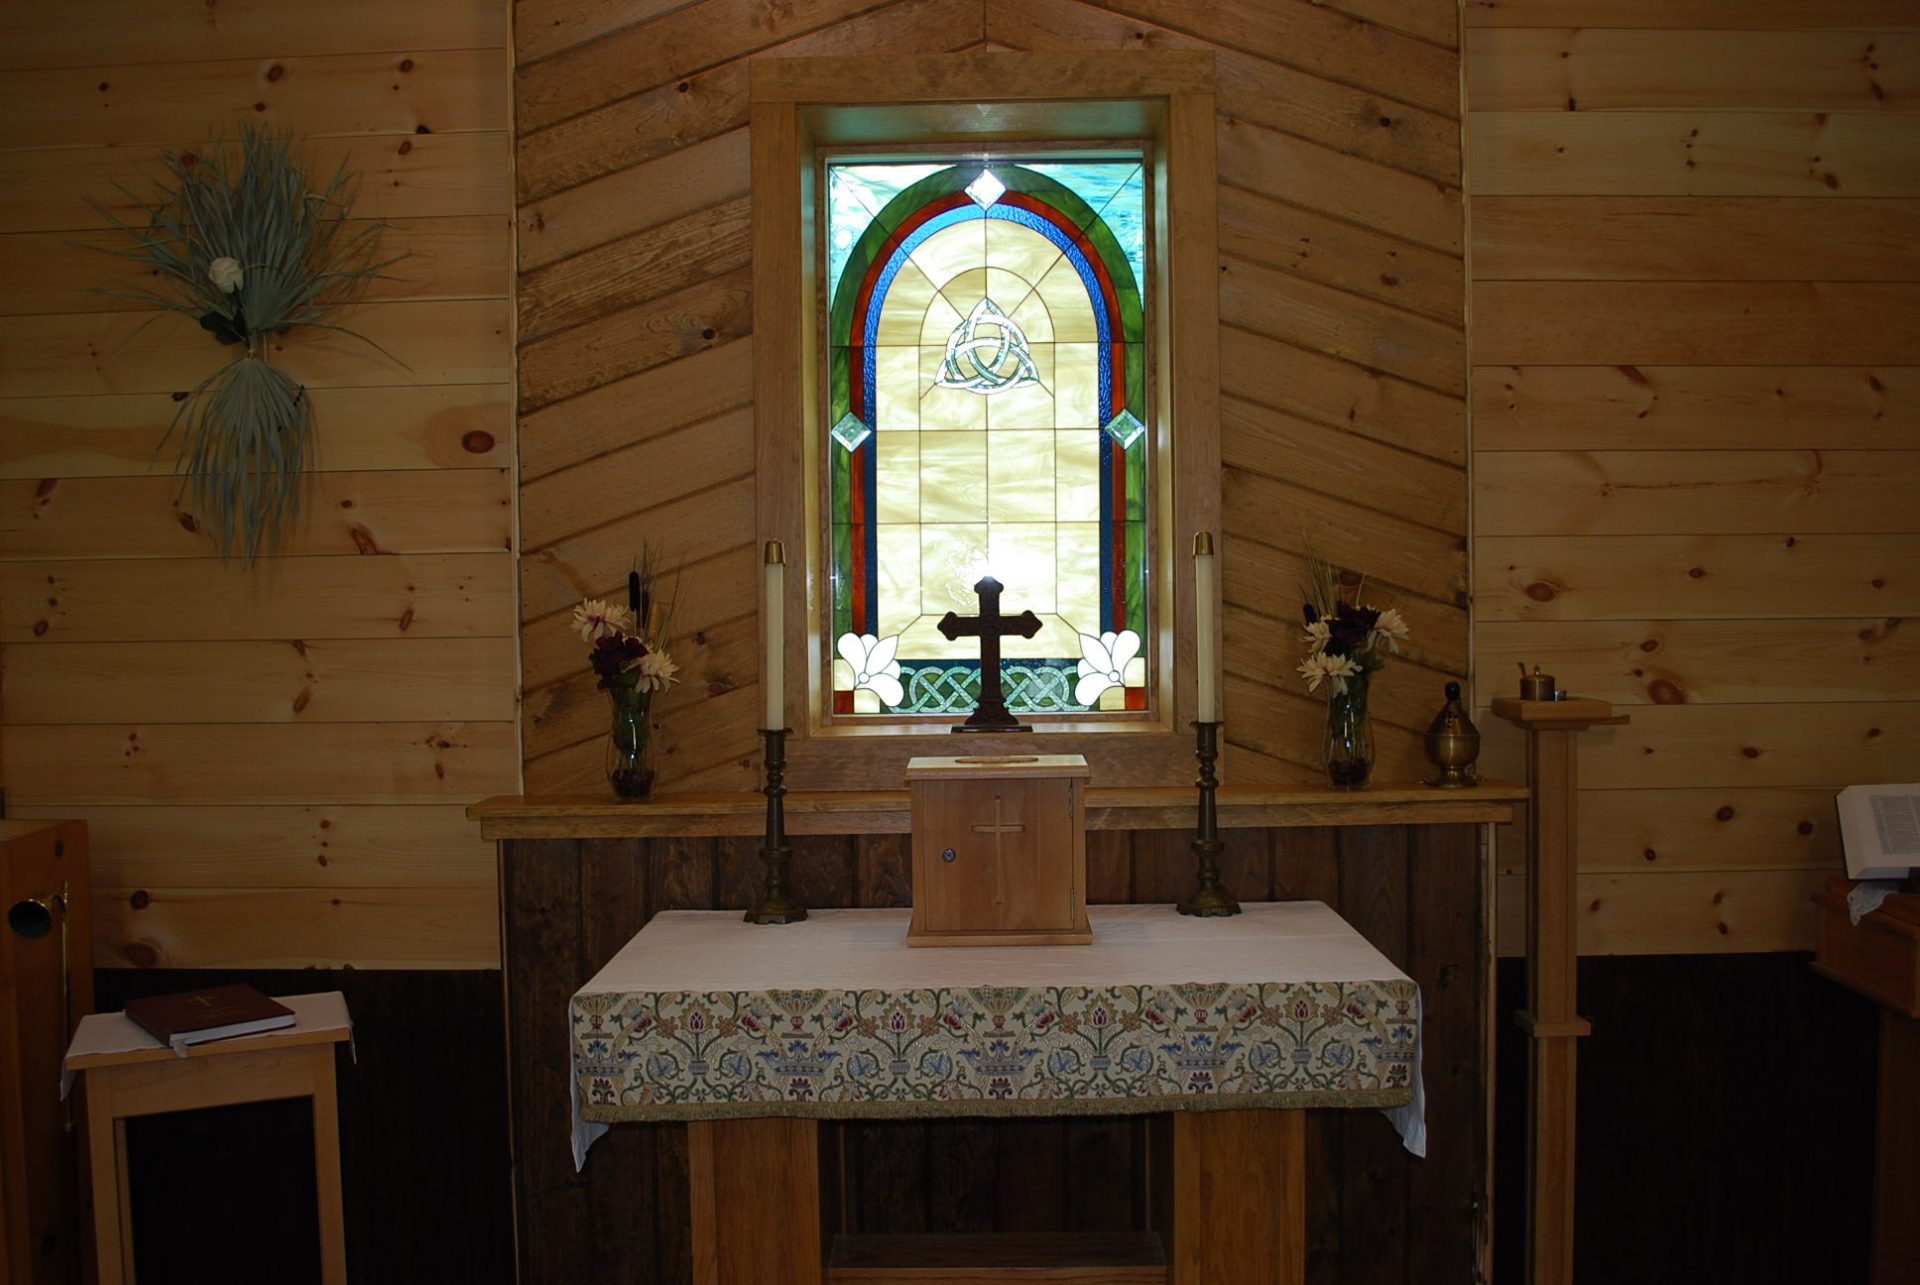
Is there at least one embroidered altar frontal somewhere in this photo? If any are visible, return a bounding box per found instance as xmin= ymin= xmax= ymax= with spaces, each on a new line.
xmin=571 ymin=903 xmax=1417 ymax=1122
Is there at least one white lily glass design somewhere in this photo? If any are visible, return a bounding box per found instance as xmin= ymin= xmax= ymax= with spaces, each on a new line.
xmin=1075 ymin=629 xmax=1141 ymax=706
xmin=835 ymin=632 xmax=904 ymax=708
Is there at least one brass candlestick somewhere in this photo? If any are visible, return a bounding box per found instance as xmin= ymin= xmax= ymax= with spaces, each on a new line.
xmin=744 ymin=728 xmax=807 ymax=924
xmin=1177 ymin=721 xmax=1240 ymax=917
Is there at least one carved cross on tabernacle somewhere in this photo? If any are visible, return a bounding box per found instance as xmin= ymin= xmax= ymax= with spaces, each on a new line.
xmin=937 ymin=576 xmax=1042 ymax=733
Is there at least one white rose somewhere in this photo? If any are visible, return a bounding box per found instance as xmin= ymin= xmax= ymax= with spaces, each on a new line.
xmin=208 ymin=257 xmax=244 ymax=293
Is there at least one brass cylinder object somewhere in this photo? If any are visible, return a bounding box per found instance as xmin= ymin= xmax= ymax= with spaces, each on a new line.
xmin=1519 ymin=663 xmax=1556 ymax=701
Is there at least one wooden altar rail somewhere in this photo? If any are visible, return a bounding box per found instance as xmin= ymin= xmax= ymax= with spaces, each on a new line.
xmin=476 ymin=785 xmax=1519 ymax=1285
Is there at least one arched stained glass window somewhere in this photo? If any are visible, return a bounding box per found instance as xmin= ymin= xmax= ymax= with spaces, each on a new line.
xmin=824 ymin=154 xmax=1152 ymax=719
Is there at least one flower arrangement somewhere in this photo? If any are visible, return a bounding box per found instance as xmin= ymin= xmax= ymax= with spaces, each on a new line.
xmin=1296 ymin=557 xmax=1409 ymax=695
xmin=573 ymin=599 xmax=681 ymax=695
xmin=1296 ymin=554 xmax=1408 ymax=788
xmin=91 ymin=124 xmax=397 ymax=562
xmin=573 ymin=554 xmax=680 ymax=797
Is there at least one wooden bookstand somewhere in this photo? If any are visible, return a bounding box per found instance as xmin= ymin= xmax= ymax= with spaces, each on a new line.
xmin=905 ymin=754 xmax=1091 ymax=946
xmin=1812 ymin=879 xmax=1920 ymax=1283
xmin=65 ymin=993 xmax=353 ymax=1285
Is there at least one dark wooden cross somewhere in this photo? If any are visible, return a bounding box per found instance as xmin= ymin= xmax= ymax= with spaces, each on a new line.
xmin=937 ymin=576 xmax=1043 ymax=733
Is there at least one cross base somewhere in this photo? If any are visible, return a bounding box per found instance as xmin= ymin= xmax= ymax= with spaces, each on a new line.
xmin=951 ymin=717 xmax=1033 ymax=734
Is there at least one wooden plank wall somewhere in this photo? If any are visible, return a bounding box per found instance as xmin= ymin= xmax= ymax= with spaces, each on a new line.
xmin=1466 ymin=0 xmax=1920 ymax=955
xmin=503 ymin=823 xmax=1484 ymax=1285
xmin=513 ymin=0 xmax=1471 ymax=794
xmin=0 ymin=1 xmax=517 ymax=969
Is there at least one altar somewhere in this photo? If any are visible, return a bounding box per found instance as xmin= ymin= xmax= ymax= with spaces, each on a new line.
xmin=474 ymin=782 xmax=1520 ymax=1283
xmin=568 ymin=902 xmax=1420 ymax=1283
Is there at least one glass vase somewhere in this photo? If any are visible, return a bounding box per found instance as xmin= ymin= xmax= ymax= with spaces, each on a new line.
xmin=1323 ymin=681 xmax=1374 ymax=790
xmin=606 ymin=685 xmax=657 ymax=799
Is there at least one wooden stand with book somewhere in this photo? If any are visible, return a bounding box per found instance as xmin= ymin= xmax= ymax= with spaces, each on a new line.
xmin=64 ymin=990 xmax=352 ymax=1285
xmin=1812 ymin=877 xmax=1920 ymax=1285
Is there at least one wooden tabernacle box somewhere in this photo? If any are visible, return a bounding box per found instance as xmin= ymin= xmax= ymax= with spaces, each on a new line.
xmin=905 ymin=754 xmax=1092 ymax=947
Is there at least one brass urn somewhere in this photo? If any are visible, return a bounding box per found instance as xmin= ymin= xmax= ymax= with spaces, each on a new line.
xmin=1423 ymin=681 xmax=1481 ymax=788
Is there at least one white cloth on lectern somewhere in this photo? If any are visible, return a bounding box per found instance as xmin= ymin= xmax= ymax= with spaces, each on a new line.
xmin=1848 ymin=880 xmax=1902 ymax=925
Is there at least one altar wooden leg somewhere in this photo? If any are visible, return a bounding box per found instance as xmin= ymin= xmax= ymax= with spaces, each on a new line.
xmin=688 ymin=1117 xmax=825 ymax=1285
xmin=1169 ymin=1109 xmax=1305 ymax=1285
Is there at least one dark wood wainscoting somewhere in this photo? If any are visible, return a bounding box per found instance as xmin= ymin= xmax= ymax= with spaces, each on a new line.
xmin=92 ymin=968 xmax=512 ymax=1285
xmin=504 ymin=824 xmax=1485 ymax=1285
xmin=1494 ymin=953 xmax=1880 ymax=1285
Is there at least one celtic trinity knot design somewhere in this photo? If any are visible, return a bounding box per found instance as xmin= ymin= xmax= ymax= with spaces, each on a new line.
xmin=936 ymin=298 xmax=1040 ymax=396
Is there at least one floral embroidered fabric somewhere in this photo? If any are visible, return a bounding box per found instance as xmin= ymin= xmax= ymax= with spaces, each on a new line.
xmin=569 ymin=905 xmax=1417 ymax=1126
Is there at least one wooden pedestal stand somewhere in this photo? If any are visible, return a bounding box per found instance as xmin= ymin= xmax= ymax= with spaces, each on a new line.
xmin=1491 ymin=698 xmax=1624 ymax=1285
xmin=1811 ymin=879 xmax=1920 ymax=1284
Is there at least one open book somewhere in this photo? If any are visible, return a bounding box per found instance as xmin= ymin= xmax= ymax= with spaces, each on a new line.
xmin=1836 ymin=784 xmax=1920 ymax=881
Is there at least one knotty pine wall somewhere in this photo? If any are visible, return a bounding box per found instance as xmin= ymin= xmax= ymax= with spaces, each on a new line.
xmin=1466 ymin=0 xmax=1920 ymax=955
xmin=0 ymin=1 xmax=517 ymax=969
xmin=515 ymin=0 xmax=1473 ymax=795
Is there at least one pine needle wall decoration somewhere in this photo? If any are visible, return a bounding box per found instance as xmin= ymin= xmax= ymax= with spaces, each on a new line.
xmin=92 ymin=125 xmax=398 ymax=562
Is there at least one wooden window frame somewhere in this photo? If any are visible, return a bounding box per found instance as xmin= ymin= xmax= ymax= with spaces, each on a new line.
xmin=752 ymin=51 xmax=1220 ymax=789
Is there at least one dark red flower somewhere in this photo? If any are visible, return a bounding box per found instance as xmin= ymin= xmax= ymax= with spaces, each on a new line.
xmin=1323 ymin=604 xmax=1379 ymax=656
xmin=590 ymin=633 xmax=650 ymax=689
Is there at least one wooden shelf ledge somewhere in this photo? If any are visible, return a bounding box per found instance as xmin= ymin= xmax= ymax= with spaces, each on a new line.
xmin=468 ymin=782 xmax=1526 ymax=840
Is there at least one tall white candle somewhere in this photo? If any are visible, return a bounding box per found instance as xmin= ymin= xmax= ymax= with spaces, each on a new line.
xmin=764 ymin=541 xmax=785 ymax=731
xmin=1194 ymin=532 xmax=1218 ymax=723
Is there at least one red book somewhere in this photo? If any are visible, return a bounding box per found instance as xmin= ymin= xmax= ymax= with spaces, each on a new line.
xmin=124 ymin=984 xmax=295 ymax=1053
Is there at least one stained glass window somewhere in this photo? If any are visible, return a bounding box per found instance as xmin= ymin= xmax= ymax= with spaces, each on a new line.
xmin=825 ymin=154 xmax=1151 ymax=718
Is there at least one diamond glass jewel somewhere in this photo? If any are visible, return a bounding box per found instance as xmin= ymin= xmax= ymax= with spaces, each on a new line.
xmin=831 ymin=411 xmax=873 ymax=452
xmin=1103 ymin=408 xmax=1145 ymax=448
xmin=964 ymin=169 xmax=1006 ymax=209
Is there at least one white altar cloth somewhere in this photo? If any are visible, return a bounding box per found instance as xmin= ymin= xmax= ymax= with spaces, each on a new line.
xmin=569 ymin=901 xmax=1424 ymax=1168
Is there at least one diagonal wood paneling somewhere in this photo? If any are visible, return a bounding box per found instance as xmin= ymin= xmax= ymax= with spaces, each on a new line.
xmin=513 ymin=0 xmax=1468 ymax=814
